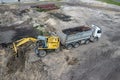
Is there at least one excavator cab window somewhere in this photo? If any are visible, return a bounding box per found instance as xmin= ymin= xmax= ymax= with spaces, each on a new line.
xmin=36 ymin=40 xmax=46 ymax=48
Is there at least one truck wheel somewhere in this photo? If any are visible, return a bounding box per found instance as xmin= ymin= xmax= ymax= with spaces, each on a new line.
xmin=93 ymin=37 xmax=98 ymax=42
xmin=74 ymin=42 xmax=80 ymax=48
xmin=85 ymin=40 xmax=90 ymax=44
xmin=66 ymin=44 xmax=73 ymax=50
xmin=38 ymin=50 xmax=46 ymax=57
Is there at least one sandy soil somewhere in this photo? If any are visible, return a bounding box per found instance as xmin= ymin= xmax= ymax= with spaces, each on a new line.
xmin=0 ymin=1 xmax=120 ymax=80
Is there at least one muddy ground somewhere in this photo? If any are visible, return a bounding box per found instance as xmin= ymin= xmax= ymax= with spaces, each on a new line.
xmin=0 ymin=1 xmax=120 ymax=80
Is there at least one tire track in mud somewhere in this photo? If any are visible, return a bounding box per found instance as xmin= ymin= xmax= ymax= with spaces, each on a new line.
xmin=69 ymin=58 xmax=120 ymax=80
xmin=10 ymin=1 xmax=120 ymax=13
xmin=63 ymin=46 xmax=120 ymax=80
xmin=105 ymin=65 xmax=120 ymax=80
xmin=79 ymin=58 xmax=120 ymax=80
xmin=64 ymin=2 xmax=120 ymax=12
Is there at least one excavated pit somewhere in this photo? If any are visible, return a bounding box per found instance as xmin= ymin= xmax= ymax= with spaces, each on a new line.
xmin=6 ymin=51 xmax=26 ymax=74
xmin=1 ymin=47 xmax=48 ymax=80
xmin=0 ymin=24 xmax=40 ymax=44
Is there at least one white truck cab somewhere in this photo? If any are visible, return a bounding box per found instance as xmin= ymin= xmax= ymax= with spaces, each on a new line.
xmin=92 ymin=24 xmax=102 ymax=38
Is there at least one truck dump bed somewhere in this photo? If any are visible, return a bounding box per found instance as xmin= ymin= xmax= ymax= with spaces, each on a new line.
xmin=62 ymin=26 xmax=91 ymax=35
xmin=57 ymin=26 xmax=93 ymax=45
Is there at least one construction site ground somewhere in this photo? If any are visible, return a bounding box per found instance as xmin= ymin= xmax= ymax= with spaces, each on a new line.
xmin=0 ymin=1 xmax=120 ymax=80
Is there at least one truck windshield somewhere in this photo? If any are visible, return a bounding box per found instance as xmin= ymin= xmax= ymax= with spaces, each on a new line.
xmin=97 ymin=30 xmax=102 ymax=33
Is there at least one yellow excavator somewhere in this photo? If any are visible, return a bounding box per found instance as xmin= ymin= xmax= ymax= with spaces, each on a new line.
xmin=35 ymin=36 xmax=60 ymax=57
xmin=11 ymin=36 xmax=60 ymax=57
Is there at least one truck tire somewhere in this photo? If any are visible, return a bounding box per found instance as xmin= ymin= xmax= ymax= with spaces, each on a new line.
xmin=85 ymin=39 xmax=90 ymax=44
xmin=93 ymin=37 xmax=98 ymax=42
xmin=38 ymin=50 xmax=46 ymax=57
xmin=66 ymin=44 xmax=73 ymax=50
xmin=73 ymin=42 xmax=80 ymax=48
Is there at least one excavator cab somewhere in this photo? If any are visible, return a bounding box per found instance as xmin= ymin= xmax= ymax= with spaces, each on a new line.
xmin=36 ymin=36 xmax=47 ymax=48
xmin=35 ymin=36 xmax=60 ymax=57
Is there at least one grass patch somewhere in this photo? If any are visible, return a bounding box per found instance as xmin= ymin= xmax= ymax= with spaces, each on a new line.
xmin=36 ymin=8 xmax=48 ymax=12
xmin=97 ymin=0 xmax=120 ymax=6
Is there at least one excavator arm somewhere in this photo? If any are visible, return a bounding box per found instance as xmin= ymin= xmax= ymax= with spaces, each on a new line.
xmin=12 ymin=37 xmax=37 ymax=54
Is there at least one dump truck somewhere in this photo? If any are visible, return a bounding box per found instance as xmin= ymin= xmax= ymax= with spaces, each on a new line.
xmin=35 ymin=25 xmax=102 ymax=57
xmin=57 ymin=25 xmax=102 ymax=49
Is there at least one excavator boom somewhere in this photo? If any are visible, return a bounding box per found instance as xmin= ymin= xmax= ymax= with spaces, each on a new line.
xmin=13 ymin=37 xmax=37 ymax=54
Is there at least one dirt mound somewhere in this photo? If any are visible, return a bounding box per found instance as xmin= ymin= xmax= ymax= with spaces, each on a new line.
xmin=1 ymin=48 xmax=48 ymax=80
